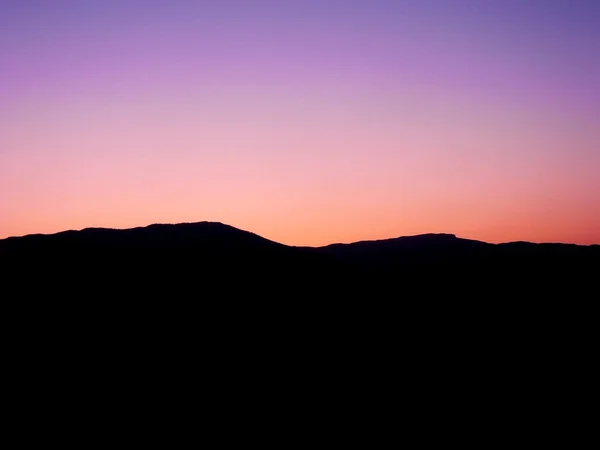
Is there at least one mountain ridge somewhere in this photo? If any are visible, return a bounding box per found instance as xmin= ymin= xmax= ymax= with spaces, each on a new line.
xmin=2 ymin=220 xmax=597 ymax=300
xmin=1 ymin=221 xmax=596 ymax=248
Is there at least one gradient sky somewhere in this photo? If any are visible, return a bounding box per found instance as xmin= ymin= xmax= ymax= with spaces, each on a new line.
xmin=1 ymin=0 xmax=599 ymax=245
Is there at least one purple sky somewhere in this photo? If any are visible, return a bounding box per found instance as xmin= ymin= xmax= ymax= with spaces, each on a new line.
xmin=1 ymin=0 xmax=599 ymax=244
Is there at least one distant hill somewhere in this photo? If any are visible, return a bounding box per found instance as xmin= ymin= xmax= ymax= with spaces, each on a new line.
xmin=1 ymin=221 xmax=598 ymax=297
xmin=0 ymin=221 xmax=283 ymax=251
xmin=318 ymin=232 xmax=599 ymax=269
xmin=2 ymin=221 xmax=596 ymax=368
xmin=2 ymin=220 xmax=597 ymax=263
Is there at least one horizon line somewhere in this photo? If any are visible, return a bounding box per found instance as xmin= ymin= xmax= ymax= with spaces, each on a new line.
xmin=1 ymin=220 xmax=597 ymax=247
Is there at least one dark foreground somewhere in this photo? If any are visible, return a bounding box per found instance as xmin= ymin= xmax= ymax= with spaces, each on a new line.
xmin=2 ymin=221 xmax=595 ymax=414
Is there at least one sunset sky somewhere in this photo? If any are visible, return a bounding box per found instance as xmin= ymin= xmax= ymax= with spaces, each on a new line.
xmin=1 ymin=0 xmax=599 ymax=245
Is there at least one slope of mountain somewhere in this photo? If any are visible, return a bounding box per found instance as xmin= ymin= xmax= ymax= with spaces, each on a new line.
xmin=316 ymin=233 xmax=492 ymax=267
xmin=0 ymin=222 xmax=343 ymax=296
xmin=0 ymin=221 xmax=283 ymax=251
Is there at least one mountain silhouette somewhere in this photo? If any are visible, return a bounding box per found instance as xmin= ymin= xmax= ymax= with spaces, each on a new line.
xmin=0 ymin=221 xmax=283 ymax=251
xmin=3 ymin=220 xmax=595 ymax=376
xmin=2 ymin=220 xmax=597 ymax=264
xmin=2 ymin=221 xmax=597 ymax=290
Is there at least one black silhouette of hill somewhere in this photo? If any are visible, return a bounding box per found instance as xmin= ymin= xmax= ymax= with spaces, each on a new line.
xmin=3 ymin=220 xmax=596 ymax=389
xmin=0 ymin=222 xmax=344 ymax=297
xmin=318 ymin=233 xmax=491 ymax=267
xmin=0 ymin=221 xmax=283 ymax=251
xmin=2 ymin=221 xmax=597 ymax=293
xmin=318 ymin=232 xmax=599 ymax=270
xmin=2 ymin=221 xmax=598 ymax=266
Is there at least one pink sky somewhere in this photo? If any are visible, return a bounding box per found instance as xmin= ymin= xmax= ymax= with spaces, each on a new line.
xmin=1 ymin=1 xmax=599 ymax=245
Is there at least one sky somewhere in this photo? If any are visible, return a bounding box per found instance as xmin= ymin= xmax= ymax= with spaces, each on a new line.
xmin=1 ymin=0 xmax=599 ymax=245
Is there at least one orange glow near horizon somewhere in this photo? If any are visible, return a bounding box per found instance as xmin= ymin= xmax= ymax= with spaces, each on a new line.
xmin=2 ymin=88 xmax=599 ymax=246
